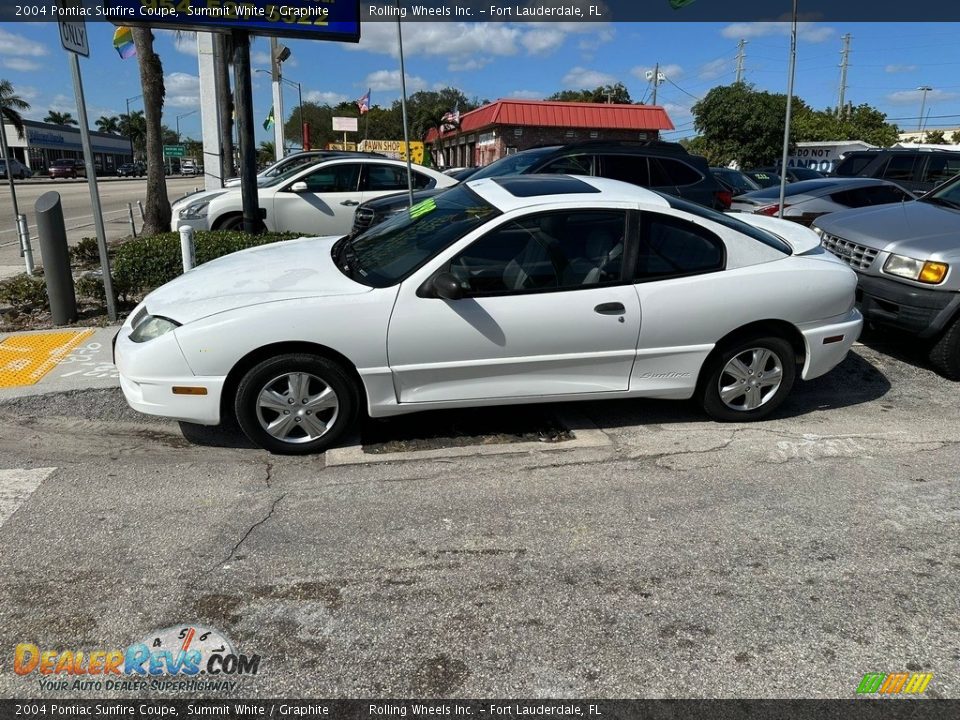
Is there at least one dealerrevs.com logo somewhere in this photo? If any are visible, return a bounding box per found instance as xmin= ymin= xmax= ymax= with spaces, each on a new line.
xmin=856 ymin=672 xmax=933 ymax=695
xmin=14 ymin=625 xmax=260 ymax=693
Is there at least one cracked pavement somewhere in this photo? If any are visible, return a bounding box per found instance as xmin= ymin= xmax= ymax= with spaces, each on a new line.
xmin=0 ymin=336 xmax=958 ymax=698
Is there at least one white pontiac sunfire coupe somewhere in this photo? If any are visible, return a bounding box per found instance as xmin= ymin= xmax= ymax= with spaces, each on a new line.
xmin=115 ymin=175 xmax=862 ymax=454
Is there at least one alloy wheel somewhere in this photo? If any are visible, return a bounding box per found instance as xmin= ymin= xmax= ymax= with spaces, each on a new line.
xmin=255 ymin=372 xmax=340 ymax=444
xmin=717 ymin=347 xmax=784 ymax=412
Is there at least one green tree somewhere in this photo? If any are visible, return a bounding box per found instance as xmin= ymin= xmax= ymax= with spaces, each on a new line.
xmin=0 ymin=79 xmax=30 ymax=139
xmin=793 ymin=104 xmax=899 ymax=147
xmin=952 ymin=129 xmax=960 ymax=145
xmin=924 ymin=129 xmax=946 ymax=144
xmin=547 ymin=83 xmax=633 ymax=104
xmin=131 ymin=27 xmax=170 ymax=235
xmin=44 ymin=110 xmax=78 ymax=126
xmin=118 ymin=110 xmax=146 ymax=157
xmin=258 ymin=140 xmax=275 ymax=166
xmin=95 ymin=115 xmax=120 ymax=134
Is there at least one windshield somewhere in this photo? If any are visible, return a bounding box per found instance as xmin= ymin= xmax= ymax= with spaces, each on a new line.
xmin=469 ymin=147 xmax=560 ymax=181
xmin=260 ymin=164 xmax=314 ymax=187
xmin=746 ymin=179 xmax=840 ymax=199
xmin=920 ymin=173 xmax=960 ymax=209
xmin=339 ymin=184 xmax=500 ymax=287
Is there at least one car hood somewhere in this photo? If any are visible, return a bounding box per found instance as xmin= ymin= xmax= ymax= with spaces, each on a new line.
xmin=732 ymin=213 xmax=822 ymax=254
xmin=142 ymin=235 xmax=370 ymax=323
xmin=813 ymin=200 xmax=960 ymax=257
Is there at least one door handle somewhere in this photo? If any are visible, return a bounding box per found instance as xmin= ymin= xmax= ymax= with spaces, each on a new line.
xmin=594 ymin=302 xmax=625 ymax=315
xmin=340 ymin=200 xmax=360 ymax=206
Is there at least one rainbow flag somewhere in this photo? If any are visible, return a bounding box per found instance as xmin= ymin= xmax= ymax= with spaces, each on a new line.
xmin=113 ymin=26 xmax=136 ymax=59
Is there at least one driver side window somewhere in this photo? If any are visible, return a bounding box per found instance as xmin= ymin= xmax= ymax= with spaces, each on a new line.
xmin=297 ymin=164 xmax=361 ymax=193
xmin=447 ymin=210 xmax=626 ymax=295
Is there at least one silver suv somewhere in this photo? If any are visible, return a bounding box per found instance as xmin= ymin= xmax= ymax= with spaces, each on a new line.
xmin=812 ymin=173 xmax=960 ymax=378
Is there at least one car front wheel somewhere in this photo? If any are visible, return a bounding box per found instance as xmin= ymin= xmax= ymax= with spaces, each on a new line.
xmin=700 ymin=336 xmax=796 ymax=422
xmin=234 ymin=353 xmax=360 ymax=454
xmin=928 ymin=315 xmax=960 ymax=380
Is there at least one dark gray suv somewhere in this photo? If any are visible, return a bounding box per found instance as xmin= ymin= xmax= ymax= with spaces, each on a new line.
xmin=833 ymin=148 xmax=960 ymax=194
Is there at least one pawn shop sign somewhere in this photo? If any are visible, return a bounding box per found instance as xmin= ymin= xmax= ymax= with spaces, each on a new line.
xmin=57 ymin=0 xmax=89 ymax=56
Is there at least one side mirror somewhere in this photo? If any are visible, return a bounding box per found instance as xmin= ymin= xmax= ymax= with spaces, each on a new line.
xmin=433 ymin=272 xmax=464 ymax=300
xmin=289 ymin=181 xmax=309 ymax=193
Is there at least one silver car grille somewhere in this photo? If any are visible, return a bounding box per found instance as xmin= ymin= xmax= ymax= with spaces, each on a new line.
xmin=820 ymin=233 xmax=878 ymax=271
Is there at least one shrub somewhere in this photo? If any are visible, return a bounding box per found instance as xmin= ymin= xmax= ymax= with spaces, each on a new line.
xmin=70 ymin=237 xmax=102 ymax=268
xmin=74 ymin=272 xmax=131 ymax=303
xmin=0 ymin=273 xmax=48 ymax=310
xmin=113 ymin=230 xmax=300 ymax=295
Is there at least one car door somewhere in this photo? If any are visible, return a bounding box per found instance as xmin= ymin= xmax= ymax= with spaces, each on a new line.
xmin=361 ymin=162 xmax=434 ymax=204
xmin=270 ymin=162 xmax=363 ymax=235
xmin=387 ymin=207 xmax=642 ymax=404
xmin=629 ymin=210 xmax=729 ymax=394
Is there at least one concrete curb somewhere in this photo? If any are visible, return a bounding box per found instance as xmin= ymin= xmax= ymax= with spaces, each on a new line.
xmin=325 ymin=412 xmax=612 ymax=466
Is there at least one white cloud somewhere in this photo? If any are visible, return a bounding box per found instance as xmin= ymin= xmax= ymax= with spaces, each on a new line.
xmin=578 ymin=28 xmax=614 ymax=52
xmin=887 ymin=88 xmax=958 ymax=105
xmin=447 ymin=57 xmax=492 ymax=72
xmin=0 ymin=28 xmax=48 ymax=57
xmin=2 ymin=57 xmax=41 ymax=72
xmin=660 ymin=101 xmax=693 ymax=123
xmin=631 ymin=64 xmax=684 ymax=82
xmin=561 ymin=66 xmax=617 ymax=89
xmin=364 ymin=69 xmax=428 ymax=93
xmin=164 ymin=72 xmax=201 ymax=108
xmin=520 ymin=28 xmax=566 ymax=55
xmin=885 ymin=64 xmax=918 ymax=74
xmin=16 ymin=85 xmax=39 ymax=101
xmin=350 ymin=23 xmax=520 ymax=60
xmin=508 ymin=90 xmax=543 ymax=100
xmin=721 ymin=22 xmax=835 ymax=43
xmin=699 ymin=58 xmax=730 ymax=81
xmin=305 ymin=90 xmax=350 ymax=105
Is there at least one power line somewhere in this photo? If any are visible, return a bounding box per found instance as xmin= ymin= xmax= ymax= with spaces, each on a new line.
xmin=665 ymin=77 xmax=701 ymax=101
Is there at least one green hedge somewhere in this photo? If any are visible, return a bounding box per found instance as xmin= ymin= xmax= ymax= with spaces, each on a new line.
xmin=113 ymin=230 xmax=301 ymax=295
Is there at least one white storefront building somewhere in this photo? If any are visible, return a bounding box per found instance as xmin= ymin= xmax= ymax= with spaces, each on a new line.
xmin=2 ymin=119 xmax=133 ymax=174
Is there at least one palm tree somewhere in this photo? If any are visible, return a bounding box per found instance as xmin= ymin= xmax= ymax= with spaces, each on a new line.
xmin=131 ymin=27 xmax=171 ymax=234
xmin=44 ymin=110 xmax=79 ymax=126
xmin=118 ymin=109 xmax=146 ymax=156
xmin=0 ymin=79 xmax=30 ymax=140
xmin=95 ymin=115 xmax=121 ymax=134
xmin=257 ymin=140 xmax=275 ymax=166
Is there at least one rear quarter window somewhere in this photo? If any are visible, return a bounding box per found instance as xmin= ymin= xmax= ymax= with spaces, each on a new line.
xmin=650 ymin=157 xmax=702 ymax=187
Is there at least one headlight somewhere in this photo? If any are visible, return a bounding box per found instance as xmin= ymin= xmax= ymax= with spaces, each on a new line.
xmin=129 ymin=315 xmax=181 ymax=343
xmin=180 ymin=201 xmax=210 ymax=220
xmin=882 ymin=254 xmax=948 ymax=284
xmin=811 ymin=226 xmax=826 ymax=240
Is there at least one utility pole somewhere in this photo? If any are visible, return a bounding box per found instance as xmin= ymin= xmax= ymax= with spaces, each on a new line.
xmin=270 ymin=37 xmax=284 ymax=161
xmin=652 ymin=62 xmax=659 ymax=105
xmin=917 ymin=85 xmax=933 ymax=136
xmin=837 ymin=34 xmax=851 ymax=118
xmin=735 ymin=39 xmax=747 ymax=84
xmin=214 ymin=33 xmax=234 ymax=181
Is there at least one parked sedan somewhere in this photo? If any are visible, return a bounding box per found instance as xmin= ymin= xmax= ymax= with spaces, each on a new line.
xmin=711 ymin=167 xmax=762 ymax=196
xmin=117 ymin=162 xmax=146 ymax=177
xmin=0 ymin=158 xmax=31 ymax=179
xmin=731 ymin=178 xmax=914 ymax=226
xmin=117 ymin=175 xmax=861 ymax=454
xmin=48 ymin=158 xmax=85 ymax=179
xmin=743 ymin=170 xmax=782 ymax=189
xmin=175 ymin=158 xmax=455 ymax=235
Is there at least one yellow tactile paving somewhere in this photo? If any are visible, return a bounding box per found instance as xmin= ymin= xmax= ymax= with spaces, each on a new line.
xmin=0 ymin=329 xmax=95 ymax=388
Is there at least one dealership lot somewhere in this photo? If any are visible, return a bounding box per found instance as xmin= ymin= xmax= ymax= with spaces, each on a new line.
xmin=0 ymin=335 xmax=957 ymax=698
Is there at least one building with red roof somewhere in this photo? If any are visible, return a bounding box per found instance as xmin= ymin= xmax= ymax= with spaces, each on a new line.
xmin=425 ymin=98 xmax=675 ymax=168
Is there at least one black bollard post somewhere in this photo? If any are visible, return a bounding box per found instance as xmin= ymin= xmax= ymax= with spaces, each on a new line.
xmin=34 ymin=191 xmax=77 ymax=325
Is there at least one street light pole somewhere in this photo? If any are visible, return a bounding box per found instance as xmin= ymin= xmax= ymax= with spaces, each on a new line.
xmin=125 ymin=94 xmax=142 ymax=161
xmin=777 ymin=0 xmax=798 ymax=220
xmin=917 ymin=85 xmax=933 ymax=138
xmin=176 ymin=109 xmax=198 ymax=143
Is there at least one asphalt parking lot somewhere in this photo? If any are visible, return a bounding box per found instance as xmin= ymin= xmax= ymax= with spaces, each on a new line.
xmin=0 ymin=331 xmax=957 ymax=699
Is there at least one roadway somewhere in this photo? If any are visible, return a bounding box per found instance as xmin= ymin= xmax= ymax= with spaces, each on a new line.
xmin=0 ymin=177 xmax=203 ymax=278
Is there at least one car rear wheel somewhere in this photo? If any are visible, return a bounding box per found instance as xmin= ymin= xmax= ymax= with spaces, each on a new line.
xmin=234 ymin=353 xmax=360 ymax=454
xmin=928 ymin=315 xmax=960 ymax=380
xmin=700 ymin=336 xmax=796 ymax=421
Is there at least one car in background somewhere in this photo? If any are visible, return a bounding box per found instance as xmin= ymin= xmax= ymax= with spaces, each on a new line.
xmin=813 ymin=173 xmax=960 ymax=379
xmin=48 ymin=158 xmax=85 ymax=179
xmin=117 ymin=162 xmax=146 ymax=178
xmin=117 ymin=174 xmax=861 ymax=454
xmin=0 ymin=157 xmax=31 ymax=179
xmin=711 ymin=167 xmax=762 ymax=196
xmin=757 ymin=166 xmax=825 ymax=183
xmin=181 ymin=160 xmax=198 ymax=176
xmin=743 ymin=170 xmax=782 ymax=189
xmin=731 ymin=178 xmax=914 ymax=226
xmin=224 ymin=150 xmax=385 ymax=188
xmin=351 ymin=141 xmax=729 ymax=235
xmin=833 ymin=148 xmax=960 ymax=194
xmin=445 ymin=167 xmax=479 ymax=182
xmin=177 ymin=157 xmax=455 ymax=235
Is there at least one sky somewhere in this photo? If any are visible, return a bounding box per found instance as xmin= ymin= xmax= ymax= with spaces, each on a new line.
xmin=1 ymin=21 xmax=958 ymax=144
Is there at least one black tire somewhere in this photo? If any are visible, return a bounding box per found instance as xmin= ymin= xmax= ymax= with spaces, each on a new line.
xmin=699 ymin=335 xmax=797 ymax=422
xmin=216 ymin=214 xmax=244 ymax=231
xmin=928 ymin=316 xmax=960 ymax=380
xmin=234 ymin=353 xmax=360 ymax=455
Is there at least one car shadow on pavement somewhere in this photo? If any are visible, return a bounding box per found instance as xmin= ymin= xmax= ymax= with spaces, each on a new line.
xmin=856 ymin=325 xmax=942 ymax=375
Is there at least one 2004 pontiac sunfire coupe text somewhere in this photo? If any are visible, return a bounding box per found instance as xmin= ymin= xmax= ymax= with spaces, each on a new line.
xmin=115 ymin=176 xmax=862 ymax=454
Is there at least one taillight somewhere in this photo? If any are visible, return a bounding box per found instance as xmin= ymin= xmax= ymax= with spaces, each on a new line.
xmin=755 ymin=203 xmax=790 ymax=216
xmin=715 ymin=190 xmax=733 ymax=209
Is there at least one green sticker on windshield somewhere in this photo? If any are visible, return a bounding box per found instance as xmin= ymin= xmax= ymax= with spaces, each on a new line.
xmin=409 ymin=197 xmax=437 ymax=219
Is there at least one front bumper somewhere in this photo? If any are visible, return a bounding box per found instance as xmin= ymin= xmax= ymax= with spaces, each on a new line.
xmin=170 ymin=216 xmax=208 ymax=233
xmin=856 ymin=273 xmax=960 ymax=339
xmin=114 ymin=325 xmax=225 ymax=426
xmin=799 ymin=308 xmax=863 ymax=380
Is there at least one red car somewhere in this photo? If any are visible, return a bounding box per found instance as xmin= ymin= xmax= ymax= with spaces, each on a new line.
xmin=48 ymin=158 xmax=85 ymax=179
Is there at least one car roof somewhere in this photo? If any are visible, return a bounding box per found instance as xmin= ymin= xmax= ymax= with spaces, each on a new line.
xmin=465 ymin=174 xmax=670 ymax=211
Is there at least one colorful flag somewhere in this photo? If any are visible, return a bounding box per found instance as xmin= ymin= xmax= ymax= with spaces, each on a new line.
xmin=113 ymin=26 xmax=136 ymax=59
xmin=441 ymin=106 xmax=460 ymax=131
xmin=356 ymin=89 xmax=370 ymax=115
xmin=263 ymin=106 xmax=275 ymax=131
